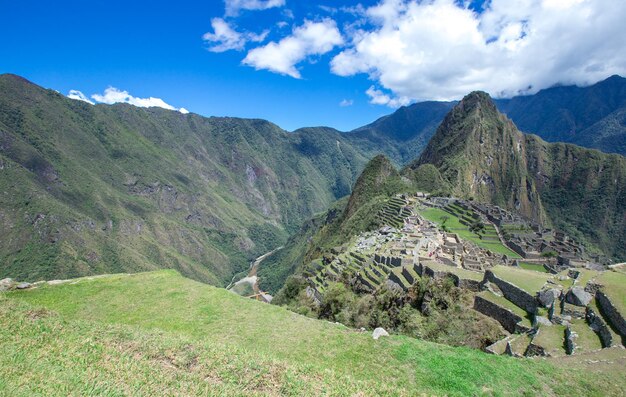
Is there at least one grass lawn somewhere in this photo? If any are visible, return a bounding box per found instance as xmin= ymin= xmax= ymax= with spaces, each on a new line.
xmin=478 ymin=290 xmax=533 ymax=329
xmin=2 ymin=270 xmax=621 ymax=396
xmin=569 ymin=319 xmax=603 ymax=353
xmin=595 ymin=271 xmax=626 ymax=315
xmin=518 ymin=262 xmax=549 ymax=273
xmin=491 ymin=265 xmax=550 ymax=294
xmin=533 ymin=325 xmax=567 ymax=357
xmin=419 ymin=208 xmax=522 ymax=258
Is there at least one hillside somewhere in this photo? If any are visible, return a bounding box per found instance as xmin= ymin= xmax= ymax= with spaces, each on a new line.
xmin=2 ymin=270 xmax=623 ymax=396
xmin=348 ymin=102 xmax=456 ymax=165
xmin=413 ymin=92 xmax=626 ymax=260
xmin=0 ymin=74 xmax=374 ymax=285
xmin=496 ymin=75 xmax=626 ymax=152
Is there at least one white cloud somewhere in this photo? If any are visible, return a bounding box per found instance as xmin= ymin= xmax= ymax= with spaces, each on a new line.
xmin=243 ymin=19 xmax=344 ymax=78
xmin=67 ymin=90 xmax=94 ymax=105
xmin=330 ymin=0 xmax=626 ymax=104
xmin=203 ymin=18 xmax=268 ymax=52
xmin=91 ymin=87 xmax=188 ymax=113
xmin=225 ymin=0 xmax=285 ymax=16
xmin=365 ymin=86 xmax=409 ymax=107
xmin=339 ymin=99 xmax=354 ymax=107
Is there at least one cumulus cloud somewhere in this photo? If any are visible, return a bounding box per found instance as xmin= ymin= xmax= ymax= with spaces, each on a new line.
xmin=365 ymin=86 xmax=410 ymax=107
xmin=203 ymin=18 xmax=268 ymax=52
xmin=243 ymin=19 xmax=343 ymax=78
xmin=90 ymin=87 xmax=188 ymax=113
xmin=67 ymin=90 xmax=94 ymax=105
xmin=225 ymin=0 xmax=285 ymax=16
xmin=339 ymin=98 xmax=354 ymax=107
xmin=330 ymin=0 xmax=626 ymax=104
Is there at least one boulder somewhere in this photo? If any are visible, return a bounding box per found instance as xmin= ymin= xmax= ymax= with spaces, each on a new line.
xmin=372 ymin=327 xmax=389 ymax=340
xmin=537 ymin=288 xmax=561 ymax=308
xmin=566 ymin=287 xmax=592 ymax=307
xmin=537 ymin=288 xmax=561 ymax=307
xmin=0 ymin=278 xmax=14 ymax=291
xmin=16 ymin=282 xmax=32 ymax=290
xmin=534 ymin=316 xmax=552 ymax=326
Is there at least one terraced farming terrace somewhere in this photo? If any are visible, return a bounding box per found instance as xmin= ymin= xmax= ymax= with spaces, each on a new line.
xmin=304 ymin=193 xmax=626 ymax=359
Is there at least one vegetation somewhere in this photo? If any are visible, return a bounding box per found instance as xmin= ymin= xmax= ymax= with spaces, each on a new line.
xmin=3 ymin=270 xmax=621 ymax=396
xmin=411 ymin=91 xmax=626 ymax=261
xmin=0 ymin=74 xmax=381 ymax=285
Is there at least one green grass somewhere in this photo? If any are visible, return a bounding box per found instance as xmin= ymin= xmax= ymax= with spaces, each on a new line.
xmin=478 ymin=290 xmax=533 ymax=329
xmin=533 ymin=325 xmax=567 ymax=357
xmin=419 ymin=207 xmax=522 ymax=258
xmin=595 ymin=271 xmax=626 ymax=315
xmin=569 ymin=319 xmax=603 ymax=353
xmin=518 ymin=262 xmax=549 ymax=273
xmin=2 ymin=270 xmax=621 ymax=396
xmin=491 ymin=266 xmax=550 ymax=294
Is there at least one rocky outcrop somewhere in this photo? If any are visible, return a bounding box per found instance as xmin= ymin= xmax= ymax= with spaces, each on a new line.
xmin=473 ymin=295 xmax=531 ymax=333
xmin=596 ymin=291 xmax=626 ymax=338
xmin=372 ymin=327 xmax=389 ymax=340
xmin=537 ymin=288 xmax=561 ymax=308
xmin=485 ymin=271 xmax=538 ymax=314
xmin=0 ymin=278 xmax=14 ymax=291
xmin=566 ymin=287 xmax=593 ymax=307
xmin=565 ymin=326 xmax=577 ymax=355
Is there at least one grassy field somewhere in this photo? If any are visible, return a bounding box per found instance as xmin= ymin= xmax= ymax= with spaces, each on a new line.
xmin=2 ymin=270 xmax=623 ymax=396
xmin=532 ymin=325 xmax=567 ymax=357
xmin=595 ymin=270 xmax=626 ymax=315
xmin=518 ymin=262 xmax=549 ymax=273
xmin=419 ymin=207 xmax=522 ymax=258
xmin=478 ymin=290 xmax=533 ymax=329
xmin=491 ymin=266 xmax=551 ymax=294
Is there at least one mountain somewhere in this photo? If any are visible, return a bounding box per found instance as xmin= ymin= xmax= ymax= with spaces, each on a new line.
xmin=412 ymin=91 xmax=626 ymax=260
xmin=0 ymin=74 xmax=377 ymax=284
xmin=348 ymin=102 xmax=455 ymax=165
xmin=496 ymin=75 xmax=626 ymax=151
xmin=350 ymin=75 xmax=626 ymax=159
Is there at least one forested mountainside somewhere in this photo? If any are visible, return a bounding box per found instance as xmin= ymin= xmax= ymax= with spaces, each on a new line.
xmin=352 ymin=75 xmax=626 ymax=161
xmin=0 ymin=74 xmax=378 ymax=284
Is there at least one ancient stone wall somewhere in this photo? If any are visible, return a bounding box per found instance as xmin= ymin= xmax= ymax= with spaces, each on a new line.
xmin=473 ymin=295 xmax=529 ymax=333
xmin=586 ymin=306 xmax=613 ymax=348
xmin=596 ymin=291 xmax=626 ymax=338
xmin=485 ymin=270 xmax=538 ymax=314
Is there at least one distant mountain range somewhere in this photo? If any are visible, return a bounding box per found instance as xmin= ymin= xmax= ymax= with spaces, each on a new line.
xmin=354 ymin=75 xmax=626 ymax=163
xmin=1 ymin=73 xmax=625 ymax=289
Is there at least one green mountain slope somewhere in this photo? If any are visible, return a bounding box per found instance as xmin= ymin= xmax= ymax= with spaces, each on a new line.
xmin=413 ymin=92 xmax=626 ymax=260
xmin=348 ymin=102 xmax=456 ymax=165
xmin=3 ymin=270 xmax=622 ymax=396
xmin=496 ymin=75 xmax=626 ymax=151
xmin=347 ymin=75 xmax=626 ymax=159
xmin=0 ymin=74 xmax=373 ymax=284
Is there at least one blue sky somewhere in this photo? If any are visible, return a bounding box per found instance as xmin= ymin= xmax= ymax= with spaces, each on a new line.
xmin=1 ymin=0 xmax=625 ymax=131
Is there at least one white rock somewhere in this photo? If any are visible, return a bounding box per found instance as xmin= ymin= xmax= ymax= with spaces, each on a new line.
xmin=372 ymin=327 xmax=389 ymax=340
